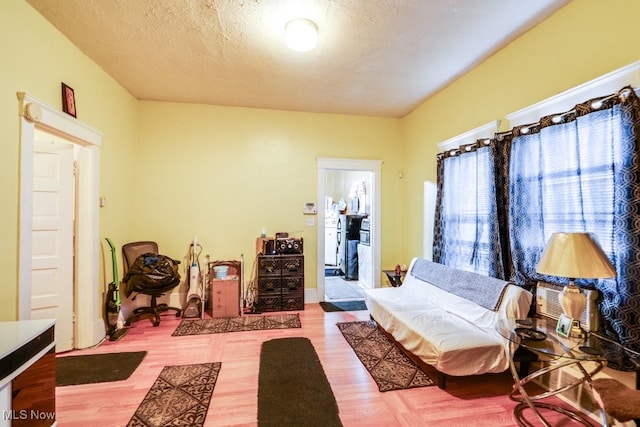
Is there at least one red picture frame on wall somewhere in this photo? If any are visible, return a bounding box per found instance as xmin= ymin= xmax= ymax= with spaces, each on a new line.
xmin=61 ymin=82 xmax=76 ymax=118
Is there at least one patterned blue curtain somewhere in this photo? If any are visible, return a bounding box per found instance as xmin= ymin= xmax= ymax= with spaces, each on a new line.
xmin=508 ymin=87 xmax=640 ymax=353
xmin=433 ymin=141 xmax=506 ymax=279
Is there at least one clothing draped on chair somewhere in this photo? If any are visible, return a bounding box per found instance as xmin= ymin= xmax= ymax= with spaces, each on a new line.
xmin=121 ymin=241 xmax=182 ymax=327
xmin=433 ymin=86 xmax=640 ymax=356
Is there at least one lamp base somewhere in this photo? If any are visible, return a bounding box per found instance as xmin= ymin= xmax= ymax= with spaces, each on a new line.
xmin=568 ymin=319 xmax=585 ymax=338
xmin=559 ymin=282 xmax=586 ymax=338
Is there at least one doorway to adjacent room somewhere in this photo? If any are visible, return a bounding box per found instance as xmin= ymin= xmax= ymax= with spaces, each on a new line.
xmin=17 ymin=92 xmax=103 ymax=351
xmin=316 ymin=158 xmax=381 ymax=303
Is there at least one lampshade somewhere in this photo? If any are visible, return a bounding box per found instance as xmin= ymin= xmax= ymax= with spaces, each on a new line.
xmin=536 ymin=232 xmax=616 ymax=280
xmin=285 ymin=18 xmax=318 ymax=52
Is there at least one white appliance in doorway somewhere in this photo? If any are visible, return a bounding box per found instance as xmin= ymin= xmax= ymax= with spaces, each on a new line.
xmin=325 ymin=211 xmax=338 ymax=266
xmin=357 ymin=218 xmax=372 ymax=287
xmin=357 ymin=244 xmax=371 ymax=287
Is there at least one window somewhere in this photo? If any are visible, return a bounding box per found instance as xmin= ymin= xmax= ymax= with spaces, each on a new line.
xmin=509 ymin=105 xmax=622 ymax=285
xmin=431 ymin=61 xmax=640 ymax=353
xmin=438 ymin=145 xmax=496 ymax=275
xmin=433 ymin=122 xmax=505 ymax=277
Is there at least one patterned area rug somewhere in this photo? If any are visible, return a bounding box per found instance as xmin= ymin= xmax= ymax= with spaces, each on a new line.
xmin=128 ymin=362 xmax=220 ymax=427
xmin=172 ymin=314 xmax=301 ymax=336
xmin=336 ymin=320 xmax=434 ymax=392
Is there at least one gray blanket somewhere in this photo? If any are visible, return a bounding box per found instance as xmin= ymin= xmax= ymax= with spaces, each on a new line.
xmin=410 ymin=259 xmax=509 ymax=311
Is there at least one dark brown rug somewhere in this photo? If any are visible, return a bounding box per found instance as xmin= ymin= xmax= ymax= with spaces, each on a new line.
xmin=258 ymin=337 xmax=342 ymax=427
xmin=319 ymin=300 xmax=368 ymax=312
xmin=171 ymin=313 xmax=301 ymax=336
xmin=56 ymin=351 xmax=146 ymax=386
xmin=336 ymin=320 xmax=435 ymax=392
xmin=127 ymin=362 xmax=221 ymax=427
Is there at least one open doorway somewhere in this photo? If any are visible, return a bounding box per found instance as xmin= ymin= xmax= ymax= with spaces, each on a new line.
xmin=17 ymin=92 xmax=103 ymax=350
xmin=316 ymin=158 xmax=382 ymax=302
xmin=324 ymin=170 xmax=372 ymax=301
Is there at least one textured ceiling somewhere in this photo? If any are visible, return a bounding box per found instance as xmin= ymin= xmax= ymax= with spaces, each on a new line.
xmin=26 ymin=0 xmax=568 ymax=118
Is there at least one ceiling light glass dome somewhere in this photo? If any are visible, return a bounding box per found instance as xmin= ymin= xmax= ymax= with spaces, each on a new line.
xmin=285 ymin=18 xmax=318 ymax=52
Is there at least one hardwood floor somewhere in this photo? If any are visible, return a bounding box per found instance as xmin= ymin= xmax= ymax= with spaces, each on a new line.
xmin=55 ymin=304 xmax=592 ymax=426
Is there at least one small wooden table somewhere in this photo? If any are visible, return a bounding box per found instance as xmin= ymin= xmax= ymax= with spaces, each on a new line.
xmin=383 ymin=270 xmax=405 ymax=287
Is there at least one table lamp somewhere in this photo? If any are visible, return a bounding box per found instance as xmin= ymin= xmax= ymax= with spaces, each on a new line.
xmin=536 ymin=232 xmax=616 ymax=338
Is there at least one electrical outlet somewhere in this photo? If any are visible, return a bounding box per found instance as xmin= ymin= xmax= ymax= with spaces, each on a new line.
xmin=306 ymin=218 xmax=315 ymax=226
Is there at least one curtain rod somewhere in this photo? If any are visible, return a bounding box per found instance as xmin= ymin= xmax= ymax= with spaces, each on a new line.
xmin=440 ymin=86 xmax=638 ymax=156
xmin=439 ymin=137 xmax=492 ymax=159
xmin=517 ymin=86 xmax=636 ymax=134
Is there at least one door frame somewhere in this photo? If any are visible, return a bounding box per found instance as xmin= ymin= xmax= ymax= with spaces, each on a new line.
xmin=316 ymin=158 xmax=382 ymax=301
xmin=17 ymin=92 xmax=104 ymax=349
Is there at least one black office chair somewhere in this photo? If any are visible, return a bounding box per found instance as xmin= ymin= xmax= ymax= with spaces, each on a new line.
xmin=121 ymin=241 xmax=182 ymax=327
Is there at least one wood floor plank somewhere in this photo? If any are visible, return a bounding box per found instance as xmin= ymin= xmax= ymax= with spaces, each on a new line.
xmin=55 ymin=304 xmax=593 ymax=426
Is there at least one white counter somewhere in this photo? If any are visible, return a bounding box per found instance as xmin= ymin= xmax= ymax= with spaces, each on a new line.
xmin=0 ymin=319 xmax=56 ymax=426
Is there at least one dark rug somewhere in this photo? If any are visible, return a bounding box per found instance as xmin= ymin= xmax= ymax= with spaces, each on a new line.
xmin=324 ymin=267 xmax=342 ymax=276
xmin=258 ymin=337 xmax=342 ymax=427
xmin=128 ymin=362 xmax=221 ymax=427
xmin=171 ymin=313 xmax=301 ymax=336
xmin=319 ymin=300 xmax=368 ymax=312
xmin=56 ymin=351 xmax=146 ymax=386
xmin=336 ymin=321 xmax=435 ymax=392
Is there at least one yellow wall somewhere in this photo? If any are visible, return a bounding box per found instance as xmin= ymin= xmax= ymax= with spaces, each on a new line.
xmin=1 ymin=2 xmax=403 ymax=322
xmin=401 ymin=0 xmax=640 ymax=259
xmin=2 ymin=0 xmax=640 ymax=322
xmin=0 ymin=0 xmax=139 ymax=320
xmin=135 ymin=101 xmax=402 ymax=290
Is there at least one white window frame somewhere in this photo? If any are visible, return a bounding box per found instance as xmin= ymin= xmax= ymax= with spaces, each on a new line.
xmin=507 ymin=61 xmax=640 ymax=127
xmin=437 ymin=120 xmax=500 ymax=153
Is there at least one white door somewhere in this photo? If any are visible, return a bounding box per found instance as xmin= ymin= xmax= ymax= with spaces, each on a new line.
xmin=31 ymin=137 xmax=75 ymax=352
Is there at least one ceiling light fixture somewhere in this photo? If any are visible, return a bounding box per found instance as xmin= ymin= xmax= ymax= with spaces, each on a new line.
xmin=285 ymin=18 xmax=318 ymax=52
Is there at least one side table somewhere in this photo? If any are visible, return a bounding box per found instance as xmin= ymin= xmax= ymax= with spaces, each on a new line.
xmin=496 ymin=317 xmax=621 ymax=427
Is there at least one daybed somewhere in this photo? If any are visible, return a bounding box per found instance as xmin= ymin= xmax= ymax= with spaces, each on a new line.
xmin=364 ymin=257 xmax=533 ymax=388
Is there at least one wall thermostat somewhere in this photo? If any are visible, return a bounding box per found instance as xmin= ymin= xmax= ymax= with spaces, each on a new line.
xmin=303 ymin=202 xmax=317 ymax=215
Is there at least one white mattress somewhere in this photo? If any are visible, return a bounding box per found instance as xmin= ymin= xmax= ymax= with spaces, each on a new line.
xmin=364 ymin=260 xmax=532 ymax=377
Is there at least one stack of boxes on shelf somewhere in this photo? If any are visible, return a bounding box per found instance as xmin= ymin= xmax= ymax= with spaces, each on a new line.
xmin=255 ymin=235 xmax=305 ymax=312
